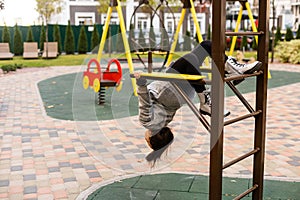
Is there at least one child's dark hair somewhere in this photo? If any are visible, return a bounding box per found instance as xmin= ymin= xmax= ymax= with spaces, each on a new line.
xmin=148 ymin=127 xmax=174 ymax=151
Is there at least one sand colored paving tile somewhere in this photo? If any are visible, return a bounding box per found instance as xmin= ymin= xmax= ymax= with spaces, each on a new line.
xmin=0 ymin=63 xmax=299 ymax=199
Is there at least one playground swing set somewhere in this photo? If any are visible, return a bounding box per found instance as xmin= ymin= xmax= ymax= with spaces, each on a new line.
xmin=82 ymin=0 xmax=269 ymax=199
xmin=82 ymin=0 xmax=208 ymax=100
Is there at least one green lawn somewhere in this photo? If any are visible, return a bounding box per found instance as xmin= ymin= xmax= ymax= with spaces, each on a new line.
xmin=0 ymin=54 xmax=94 ymax=68
xmin=0 ymin=51 xmax=260 ymax=68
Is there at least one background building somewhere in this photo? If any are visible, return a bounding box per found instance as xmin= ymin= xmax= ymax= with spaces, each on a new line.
xmin=0 ymin=0 xmax=299 ymax=32
xmin=292 ymin=0 xmax=300 ymax=29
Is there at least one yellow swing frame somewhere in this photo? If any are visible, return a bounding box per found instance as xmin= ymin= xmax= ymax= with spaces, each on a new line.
xmin=166 ymin=0 xmax=204 ymax=66
xmin=97 ymin=0 xmax=137 ymax=96
xmin=228 ymin=0 xmax=271 ymax=78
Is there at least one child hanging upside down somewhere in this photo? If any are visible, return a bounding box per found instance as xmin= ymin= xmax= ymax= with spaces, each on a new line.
xmin=133 ymin=40 xmax=262 ymax=151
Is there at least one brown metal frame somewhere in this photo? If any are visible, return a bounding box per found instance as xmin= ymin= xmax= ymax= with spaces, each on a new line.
xmin=210 ymin=0 xmax=269 ymax=199
xmin=133 ymin=0 xmax=269 ymax=198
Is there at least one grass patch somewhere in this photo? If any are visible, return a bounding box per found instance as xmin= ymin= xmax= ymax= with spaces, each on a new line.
xmin=0 ymin=51 xmax=260 ymax=68
xmin=0 ymin=54 xmax=90 ymax=67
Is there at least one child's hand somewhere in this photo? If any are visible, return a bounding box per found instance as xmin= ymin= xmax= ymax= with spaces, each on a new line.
xmin=133 ymin=71 xmax=142 ymax=79
xmin=134 ymin=71 xmax=147 ymax=86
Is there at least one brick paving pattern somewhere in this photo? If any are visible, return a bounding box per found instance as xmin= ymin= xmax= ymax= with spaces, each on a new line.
xmin=0 ymin=63 xmax=299 ymax=199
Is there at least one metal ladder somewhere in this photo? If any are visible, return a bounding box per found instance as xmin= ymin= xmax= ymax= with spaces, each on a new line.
xmin=209 ymin=0 xmax=269 ymax=199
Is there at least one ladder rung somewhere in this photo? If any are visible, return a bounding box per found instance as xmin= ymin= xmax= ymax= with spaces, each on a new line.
xmin=225 ymin=31 xmax=264 ymax=36
xmin=224 ymin=111 xmax=261 ymax=126
xmin=223 ymin=148 xmax=260 ymax=169
xmin=233 ymin=184 xmax=259 ymax=200
xmin=224 ymin=71 xmax=263 ymax=82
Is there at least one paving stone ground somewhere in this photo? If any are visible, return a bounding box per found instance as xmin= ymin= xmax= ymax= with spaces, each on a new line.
xmin=0 ymin=63 xmax=299 ymax=199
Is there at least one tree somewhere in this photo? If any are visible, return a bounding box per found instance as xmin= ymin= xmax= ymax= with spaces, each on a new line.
xmin=160 ymin=28 xmax=169 ymax=51
xmin=53 ymin=24 xmax=62 ymax=54
xmin=128 ymin=24 xmax=135 ymax=51
xmin=183 ymin=31 xmax=191 ymax=51
xmin=296 ymin=25 xmax=300 ymax=39
xmin=13 ymin=24 xmax=23 ymax=55
xmin=64 ymin=20 xmax=75 ymax=54
xmin=252 ymin=37 xmax=258 ymax=50
xmin=26 ymin=26 xmax=35 ymax=42
xmin=138 ymin=28 xmax=146 ymax=50
xmin=207 ymin=24 xmax=211 ymax=40
xmin=116 ymin=26 xmax=125 ymax=53
xmin=77 ymin=25 xmax=88 ymax=54
xmin=91 ymin=24 xmax=100 ymax=52
xmin=2 ymin=25 xmax=10 ymax=43
xmin=242 ymin=36 xmax=248 ymax=51
xmin=104 ymin=26 xmax=111 ymax=53
xmin=149 ymin=26 xmax=156 ymax=50
xmin=39 ymin=23 xmax=46 ymax=51
xmin=274 ymin=26 xmax=282 ymax=46
xmin=285 ymin=27 xmax=294 ymax=41
xmin=36 ymin=0 xmax=63 ymax=57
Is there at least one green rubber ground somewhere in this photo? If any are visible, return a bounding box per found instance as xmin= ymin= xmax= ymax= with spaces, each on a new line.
xmin=86 ymin=173 xmax=300 ymax=200
xmin=38 ymin=70 xmax=300 ymax=121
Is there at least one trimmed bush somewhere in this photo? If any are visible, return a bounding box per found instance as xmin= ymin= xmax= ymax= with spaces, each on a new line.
xmin=296 ymin=25 xmax=300 ymax=39
xmin=1 ymin=63 xmax=23 ymax=73
xmin=138 ymin=28 xmax=146 ymax=50
xmin=26 ymin=26 xmax=34 ymax=42
xmin=128 ymin=24 xmax=135 ymax=51
xmin=2 ymin=25 xmax=10 ymax=43
xmin=104 ymin=26 xmax=111 ymax=53
xmin=160 ymin=28 xmax=169 ymax=51
xmin=91 ymin=24 xmax=100 ymax=52
xmin=53 ymin=24 xmax=62 ymax=54
xmin=207 ymin=24 xmax=211 ymax=40
xmin=149 ymin=26 xmax=156 ymax=50
xmin=183 ymin=31 xmax=191 ymax=51
xmin=64 ymin=21 xmax=75 ymax=54
xmin=116 ymin=26 xmax=125 ymax=53
xmin=242 ymin=36 xmax=248 ymax=51
xmin=275 ymin=40 xmax=300 ymax=64
xmin=13 ymin=24 xmax=23 ymax=55
xmin=285 ymin=27 xmax=294 ymax=41
xmin=77 ymin=25 xmax=88 ymax=54
xmin=252 ymin=37 xmax=258 ymax=50
xmin=274 ymin=27 xmax=282 ymax=46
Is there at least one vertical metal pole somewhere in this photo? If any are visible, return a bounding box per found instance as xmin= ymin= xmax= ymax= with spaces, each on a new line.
xmin=148 ymin=51 xmax=153 ymax=73
xmin=210 ymin=0 xmax=226 ymax=199
xmin=189 ymin=0 xmax=203 ymax=43
xmin=229 ymin=5 xmax=243 ymax=56
xmin=253 ymin=0 xmax=269 ymax=199
xmin=245 ymin=2 xmax=259 ymax=44
xmin=116 ymin=0 xmax=137 ymax=96
xmin=97 ymin=7 xmax=112 ymax=61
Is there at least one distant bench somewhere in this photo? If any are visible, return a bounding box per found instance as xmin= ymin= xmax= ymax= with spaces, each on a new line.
xmin=0 ymin=43 xmax=13 ymax=60
xmin=23 ymin=42 xmax=38 ymax=59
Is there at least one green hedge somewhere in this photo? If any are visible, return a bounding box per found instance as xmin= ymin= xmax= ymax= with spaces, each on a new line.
xmin=0 ymin=24 xmax=119 ymax=53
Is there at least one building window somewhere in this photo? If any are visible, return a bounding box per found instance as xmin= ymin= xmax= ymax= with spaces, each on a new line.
xmin=137 ymin=16 xmax=148 ymax=30
xmin=167 ymin=21 xmax=172 ymax=33
xmin=75 ymin=12 xmax=95 ymax=25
